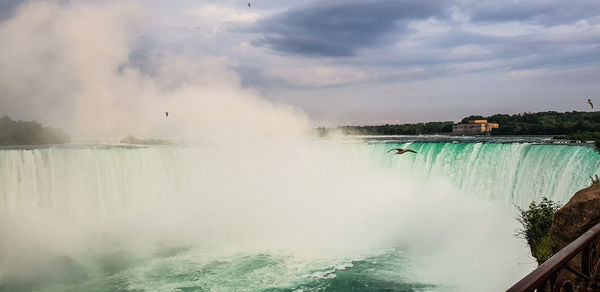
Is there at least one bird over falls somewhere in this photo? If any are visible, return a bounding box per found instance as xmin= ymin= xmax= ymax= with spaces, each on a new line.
xmin=387 ymin=148 xmax=417 ymax=155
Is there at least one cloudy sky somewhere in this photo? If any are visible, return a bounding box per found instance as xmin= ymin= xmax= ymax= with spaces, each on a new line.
xmin=2 ymin=0 xmax=600 ymax=126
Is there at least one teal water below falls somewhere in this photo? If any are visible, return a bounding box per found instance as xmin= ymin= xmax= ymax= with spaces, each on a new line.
xmin=0 ymin=140 xmax=598 ymax=291
xmin=2 ymin=249 xmax=434 ymax=292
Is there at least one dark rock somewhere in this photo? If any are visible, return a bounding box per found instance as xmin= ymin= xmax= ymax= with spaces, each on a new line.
xmin=550 ymin=183 xmax=600 ymax=289
xmin=551 ymin=183 xmax=600 ymax=252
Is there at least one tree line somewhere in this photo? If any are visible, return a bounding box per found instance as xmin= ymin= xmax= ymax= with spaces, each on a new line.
xmin=318 ymin=122 xmax=454 ymax=136
xmin=0 ymin=116 xmax=70 ymax=145
xmin=319 ymin=111 xmax=600 ymax=137
xmin=463 ymin=111 xmax=600 ymax=136
xmin=2 ymin=111 xmax=600 ymax=145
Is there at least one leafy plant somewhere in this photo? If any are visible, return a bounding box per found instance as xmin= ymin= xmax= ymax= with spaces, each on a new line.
xmin=591 ymin=174 xmax=600 ymax=185
xmin=515 ymin=197 xmax=561 ymax=265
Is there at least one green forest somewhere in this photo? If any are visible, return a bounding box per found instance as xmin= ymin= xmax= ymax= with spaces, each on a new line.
xmin=0 ymin=116 xmax=70 ymax=145
xmin=462 ymin=111 xmax=600 ymax=136
xmin=320 ymin=121 xmax=455 ymax=135
xmin=322 ymin=111 xmax=600 ymax=138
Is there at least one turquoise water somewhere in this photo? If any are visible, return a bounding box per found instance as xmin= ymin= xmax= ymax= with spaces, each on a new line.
xmin=356 ymin=142 xmax=600 ymax=206
xmin=1 ymin=249 xmax=432 ymax=292
xmin=0 ymin=139 xmax=598 ymax=291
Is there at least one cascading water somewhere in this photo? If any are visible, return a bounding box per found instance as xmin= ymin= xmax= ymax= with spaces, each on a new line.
xmin=357 ymin=142 xmax=600 ymax=207
xmin=0 ymin=140 xmax=598 ymax=291
xmin=2 ymin=142 xmax=596 ymax=212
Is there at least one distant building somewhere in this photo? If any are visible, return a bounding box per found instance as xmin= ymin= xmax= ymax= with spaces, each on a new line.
xmin=452 ymin=120 xmax=499 ymax=135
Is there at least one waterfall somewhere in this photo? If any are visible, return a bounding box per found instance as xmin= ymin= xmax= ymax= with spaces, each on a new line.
xmin=3 ymin=141 xmax=588 ymax=291
xmin=361 ymin=142 xmax=600 ymax=206
xmin=1 ymin=142 xmax=597 ymax=214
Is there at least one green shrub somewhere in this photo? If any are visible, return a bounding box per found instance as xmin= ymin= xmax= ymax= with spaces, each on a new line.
xmin=515 ymin=197 xmax=561 ymax=265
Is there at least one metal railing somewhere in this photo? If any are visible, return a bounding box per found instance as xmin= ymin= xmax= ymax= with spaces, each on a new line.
xmin=507 ymin=221 xmax=600 ymax=291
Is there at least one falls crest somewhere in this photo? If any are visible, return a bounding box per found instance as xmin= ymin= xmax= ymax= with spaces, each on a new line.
xmin=0 ymin=142 xmax=598 ymax=214
xmin=357 ymin=142 xmax=599 ymax=206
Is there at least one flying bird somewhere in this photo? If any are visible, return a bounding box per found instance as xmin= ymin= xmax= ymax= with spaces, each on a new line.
xmin=387 ymin=148 xmax=417 ymax=155
xmin=165 ymin=112 xmax=169 ymax=117
xmin=588 ymin=99 xmax=594 ymax=109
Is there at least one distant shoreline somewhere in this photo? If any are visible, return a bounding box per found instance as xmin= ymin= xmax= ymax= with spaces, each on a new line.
xmin=0 ymin=135 xmax=593 ymax=150
xmin=334 ymin=134 xmax=595 ymax=146
xmin=320 ymin=111 xmax=600 ymax=137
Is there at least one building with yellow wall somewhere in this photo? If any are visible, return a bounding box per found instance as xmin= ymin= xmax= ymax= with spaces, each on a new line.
xmin=452 ymin=120 xmax=499 ymax=135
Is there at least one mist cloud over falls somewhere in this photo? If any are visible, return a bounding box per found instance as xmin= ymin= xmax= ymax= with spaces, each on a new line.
xmin=0 ymin=0 xmax=309 ymax=141
xmin=0 ymin=2 xmax=536 ymax=291
xmin=0 ymin=143 xmax=532 ymax=291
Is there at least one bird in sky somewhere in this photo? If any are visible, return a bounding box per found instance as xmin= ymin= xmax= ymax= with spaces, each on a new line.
xmin=165 ymin=112 xmax=169 ymax=117
xmin=588 ymin=99 xmax=594 ymax=109
xmin=387 ymin=148 xmax=417 ymax=155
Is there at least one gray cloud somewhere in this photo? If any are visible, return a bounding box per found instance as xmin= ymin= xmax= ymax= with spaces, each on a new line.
xmin=0 ymin=0 xmax=25 ymax=21
xmin=126 ymin=0 xmax=600 ymax=124
xmin=4 ymin=0 xmax=597 ymax=126
xmin=354 ymin=25 xmax=600 ymax=74
xmin=251 ymin=0 xmax=447 ymax=57
xmin=465 ymin=0 xmax=600 ymax=25
xmin=430 ymin=29 xmax=501 ymax=48
xmin=253 ymin=36 xmax=354 ymax=57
